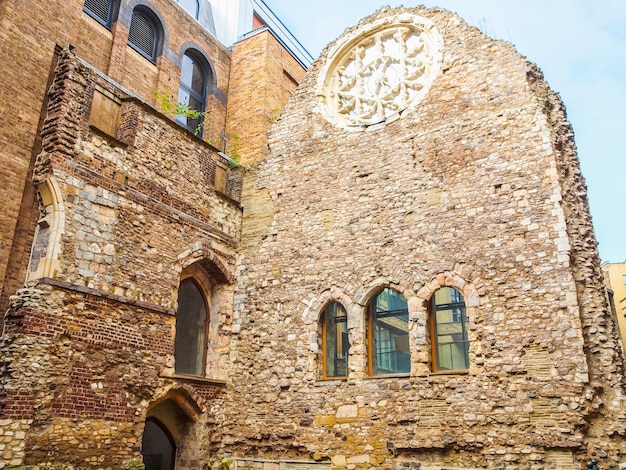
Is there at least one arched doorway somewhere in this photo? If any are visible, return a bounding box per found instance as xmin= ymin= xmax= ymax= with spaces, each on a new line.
xmin=142 ymin=418 xmax=176 ymax=470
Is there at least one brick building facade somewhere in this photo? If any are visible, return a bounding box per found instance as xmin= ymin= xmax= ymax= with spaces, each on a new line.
xmin=0 ymin=1 xmax=625 ymax=469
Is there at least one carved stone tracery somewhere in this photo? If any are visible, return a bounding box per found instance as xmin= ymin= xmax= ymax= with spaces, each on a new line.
xmin=317 ymin=14 xmax=443 ymax=129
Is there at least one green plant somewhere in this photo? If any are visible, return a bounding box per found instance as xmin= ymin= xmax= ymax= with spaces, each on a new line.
xmin=211 ymin=457 xmax=234 ymax=470
xmin=154 ymin=88 xmax=242 ymax=166
xmin=227 ymin=133 xmax=241 ymax=168
xmin=153 ymin=87 xmax=209 ymax=137
xmin=267 ymin=107 xmax=282 ymax=124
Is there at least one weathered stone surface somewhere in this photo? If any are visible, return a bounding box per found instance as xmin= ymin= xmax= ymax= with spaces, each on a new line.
xmin=0 ymin=49 xmax=239 ymax=469
xmin=222 ymin=5 xmax=626 ymax=470
xmin=0 ymin=2 xmax=624 ymax=470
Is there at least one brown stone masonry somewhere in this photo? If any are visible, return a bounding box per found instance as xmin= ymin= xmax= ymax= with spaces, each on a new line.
xmin=222 ymin=6 xmax=626 ymax=469
xmin=0 ymin=48 xmax=238 ymax=468
xmin=1 ymin=3 xmax=624 ymax=470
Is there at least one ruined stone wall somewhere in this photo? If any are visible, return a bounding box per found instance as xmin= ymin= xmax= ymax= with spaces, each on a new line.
xmin=0 ymin=0 xmax=232 ymax=312
xmin=0 ymin=49 xmax=241 ymax=469
xmin=227 ymin=6 xmax=626 ymax=469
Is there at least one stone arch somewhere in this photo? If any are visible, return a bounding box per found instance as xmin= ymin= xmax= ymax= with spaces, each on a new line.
xmin=143 ymin=388 xmax=203 ymax=470
xmin=303 ymin=287 xmax=355 ymax=380
xmin=148 ymin=387 xmax=203 ymax=423
xmin=361 ymin=282 xmax=414 ymax=376
xmin=302 ymin=286 xmax=354 ymax=325
xmin=415 ymin=269 xmax=483 ymax=374
xmin=416 ymin=270 xmax=481 ymax=309
xmin=176 ymin=241 xmax=234 ymax=285
xmin=355 ymin=276 xmax=416 ymax=307
xmin=27 ymin=176 xmax=66 ymax=281
xmin=172 ymin=243 xmax=234 ymax=381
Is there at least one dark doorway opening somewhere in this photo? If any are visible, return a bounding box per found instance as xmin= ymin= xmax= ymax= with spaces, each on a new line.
xmin=142 ymin=417 xmax=176 ymax=470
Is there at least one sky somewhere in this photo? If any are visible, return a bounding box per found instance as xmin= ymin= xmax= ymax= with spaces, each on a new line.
xmin=264 ymin=0 xmax=626 ymax=263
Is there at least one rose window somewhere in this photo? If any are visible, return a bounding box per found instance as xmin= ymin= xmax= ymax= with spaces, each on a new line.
xmin=317 ymin=14 xmax=443 ymax=129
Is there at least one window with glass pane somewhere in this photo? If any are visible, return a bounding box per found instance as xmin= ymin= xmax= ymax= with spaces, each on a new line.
xmin=322 ymin=302 xmax=349 ymax=378
xmin=177 ymin=52 xmax=206 ymax=134
xmin=431 ymin=287 xmax=469 ymax=371
xmin=177 ymin=0 xmax=199 ymax=19
xmin=174 ymin=279 xmax=207 ymax=376
xmin=369 ymin=288 xmax=410 ymax=375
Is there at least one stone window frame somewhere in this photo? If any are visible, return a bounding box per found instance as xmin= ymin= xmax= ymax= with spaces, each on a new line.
xmin=320 ymin=301 xmax=350 ymax=380
xmin=83 ymin=0 xmax=119 ymax=28
xmin=174 ymin=275 xmax=210 ymax=377
xmin=127 ymin=5 xmax=163 ymax=63
xmin=26 ymin=177 xmax=66 ymax=282
xmin=415 ymin=271 xmax=482 ymax=375
xmin=315 ymin=12 xmax=444 ymax=130
xmin=366 ymin=287 xmax=411 ymax=377
xmin=169 ymin=244 xmax=235 ymax=382
xmin=304 ymin=287 xmax=355 ymax=381
xmin=304 ymin=270 xmax=483 ymax=380
xmin=429 ymin=286 xmax=470 ymax=373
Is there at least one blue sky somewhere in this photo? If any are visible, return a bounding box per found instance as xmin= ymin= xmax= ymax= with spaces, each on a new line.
xmin=265 ymin=0 xmax=626 ymax=263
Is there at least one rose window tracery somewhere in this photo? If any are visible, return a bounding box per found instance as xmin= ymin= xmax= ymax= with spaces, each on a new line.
xmin=317 ymin=14 xmax=443 ymax=129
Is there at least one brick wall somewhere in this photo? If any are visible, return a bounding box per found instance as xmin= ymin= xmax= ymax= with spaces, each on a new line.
xmin=0 ymin=0 xmax=233 ymax=310
xmin=227 ymin=30 xmax=306 ymax=165
xmin=0 ymin=49 xmax=238 ymax=468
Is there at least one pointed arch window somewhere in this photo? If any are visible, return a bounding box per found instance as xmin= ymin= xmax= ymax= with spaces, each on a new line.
xmin=368 ymin=288 xmax=410 ymax=375
xmin=321 ymin=301 xmax=349 ymax=378
xmin=174 ymin=279 xmax=207 ymax=376
xmin=430 ymin=287 xmax=469 ymax=372
xmin=84 ymin=0 xmax=114 ymax=27
xmin=177 ymin=51 xmax=207 ymax=134
xmin=128 ymin=7 xmax=159 ymax=62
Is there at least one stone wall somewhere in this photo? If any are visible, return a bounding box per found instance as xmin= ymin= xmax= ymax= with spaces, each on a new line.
xmin=226 ymin=6 xmax=626 ymax=469
xmin=0 ymin=49 xmax=241 ymax=468
xmin=1 ymin=3 xmax=624 ymax=470
xmin=0 ymin=0 xmax=233 ymax=313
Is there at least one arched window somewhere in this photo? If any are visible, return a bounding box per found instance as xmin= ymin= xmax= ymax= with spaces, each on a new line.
xmin=321 ymin=301 xmax=349 ymax=378
xmin=84 ymin=0 xmax=114 ymax=27
xmin=430 ymin=287 xmax=469 ymax=372
xmin=141 ymin=418 xmax=175 ymax=470
xmin=176 ymin=0 xmax=199 ymax=19
xmin=128 ymin=7 xmax=159 ymax=62
xmin=368 ymin=288 xmax=410 ymax=375
xmin=176 ymin=51 xmax=207 ymax=134
xmin=174 ymin=278 xmax=207 ymax=376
